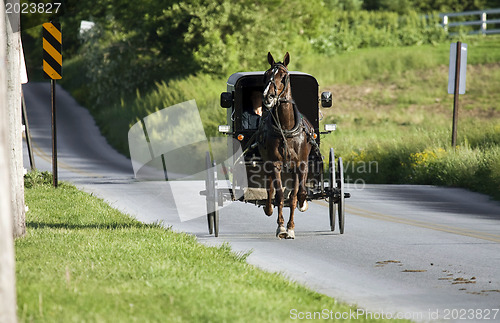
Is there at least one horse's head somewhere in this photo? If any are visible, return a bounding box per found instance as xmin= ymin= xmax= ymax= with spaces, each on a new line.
xmin=263 ymin=52 xmax=291 ymax=109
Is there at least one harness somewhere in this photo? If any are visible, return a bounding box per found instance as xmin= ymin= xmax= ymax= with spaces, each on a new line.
xmin=265 ymin=101 xmax=303 ymax=138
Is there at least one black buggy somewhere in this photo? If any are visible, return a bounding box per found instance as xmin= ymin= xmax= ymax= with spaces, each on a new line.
xmin=202 ymin=71 xmax=350 ymax=237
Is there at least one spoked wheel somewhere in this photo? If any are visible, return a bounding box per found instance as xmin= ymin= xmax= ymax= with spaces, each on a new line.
xmin=205 ymin=152 xmax=214 ymax=235
xmin=205 ymin=152 xmax=219 ymax=237
xmin=328 ymin=148 xmax=336 ymax=231
xmin=337 ymin=157 xmax=345 ymax=234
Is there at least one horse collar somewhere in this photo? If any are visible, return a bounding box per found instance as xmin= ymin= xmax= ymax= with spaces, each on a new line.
xmin=267 ymin=102 xmax=304 ymax=138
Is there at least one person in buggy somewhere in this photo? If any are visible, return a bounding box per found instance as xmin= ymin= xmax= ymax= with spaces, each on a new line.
xmin=242 ymin=90 xmax=263 ymax=129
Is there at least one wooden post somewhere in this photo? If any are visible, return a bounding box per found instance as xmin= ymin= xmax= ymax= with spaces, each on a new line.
xmin=451 ymin=41 xmax=461 ymax=148
xmin=21 ymin=89 xmax=36 ymax=170
xmin=481 ymin=12 xmax=487 ymax=34
xmin=443 ymin=15 xmax=448 ymax=33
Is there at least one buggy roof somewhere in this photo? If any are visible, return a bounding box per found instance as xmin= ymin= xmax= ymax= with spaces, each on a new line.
xmin=227 ymin=71 xmax=317 ymax=87
xmin=226 ymin=71 xmax=320 ymax=130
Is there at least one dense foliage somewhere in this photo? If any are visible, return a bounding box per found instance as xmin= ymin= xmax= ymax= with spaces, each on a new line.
xmin=21 ymin=0 xmax=496 ymax=110
xmin=310 ymin=11 xmax=446 ymax=55
xmin=74 ymin=0 xmax=328 ymax=107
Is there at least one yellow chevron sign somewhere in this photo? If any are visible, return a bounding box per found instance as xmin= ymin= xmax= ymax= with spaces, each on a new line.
xmin=43 ymin=22 xmax=62 ymax=79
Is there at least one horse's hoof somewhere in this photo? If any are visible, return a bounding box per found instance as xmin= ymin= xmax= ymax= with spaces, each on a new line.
xmin=286 ymin=229 xmax=295 ymax=239
xmin=264 ymin=206 xmax=273 ymax=216
xmin=298 ymin=200 xmax=308 ymax=212
xmin=276 ymin=226 xmax=287 ymax=239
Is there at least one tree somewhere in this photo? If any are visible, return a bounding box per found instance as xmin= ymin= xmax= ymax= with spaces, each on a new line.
xmin=1 ymin=2 xmax=19 ymax=322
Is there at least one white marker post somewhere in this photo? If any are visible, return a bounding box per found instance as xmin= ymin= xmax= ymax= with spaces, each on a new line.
xmin=448 ymin=42 xmax=467 ymax=148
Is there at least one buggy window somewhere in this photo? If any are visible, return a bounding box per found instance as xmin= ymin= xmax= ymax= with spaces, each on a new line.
xmin=241 ymin=87 xmax=263 ymax=130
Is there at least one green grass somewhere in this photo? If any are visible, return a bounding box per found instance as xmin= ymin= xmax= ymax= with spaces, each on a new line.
xmin=18 ymin=174 xmax=408 ymax=322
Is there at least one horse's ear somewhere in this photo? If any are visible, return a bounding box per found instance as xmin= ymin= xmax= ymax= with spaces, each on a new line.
xmin=268 ymin=52 xmax=275 ymax=66
xmin=283 ymin=52 xmax=290 ymax=67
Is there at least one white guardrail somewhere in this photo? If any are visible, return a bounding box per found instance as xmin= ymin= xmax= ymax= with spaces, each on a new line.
xmin=440 ymin=8 xmax=500 ymax=35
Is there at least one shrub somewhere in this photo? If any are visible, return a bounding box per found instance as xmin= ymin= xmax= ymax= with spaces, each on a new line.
xmin=24 ymin=170 xmax=53 ymax=188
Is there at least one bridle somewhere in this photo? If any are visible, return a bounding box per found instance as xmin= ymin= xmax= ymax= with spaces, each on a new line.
xmin=262 ymin=63 xmax=292 ymax=109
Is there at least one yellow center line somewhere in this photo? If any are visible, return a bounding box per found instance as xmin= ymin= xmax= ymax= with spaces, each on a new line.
xmin=27 ymin=136 xmax=103 ymax=178
xmin=314 ymin=200 xmax=500 ymax=243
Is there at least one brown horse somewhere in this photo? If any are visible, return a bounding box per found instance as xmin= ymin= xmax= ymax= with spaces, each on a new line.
xmin=258 ymin=52 xmax=313 ymax=239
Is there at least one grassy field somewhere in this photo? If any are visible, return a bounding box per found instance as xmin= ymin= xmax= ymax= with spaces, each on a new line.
xmin=18 ymin=172 xmax=409 ymax=322
xmin=316 ymin=37 xmax=500 ymax=199
xmin=62 ymin=35 xmax=500 ymax=199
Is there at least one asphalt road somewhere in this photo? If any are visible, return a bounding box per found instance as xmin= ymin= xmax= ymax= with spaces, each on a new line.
xmin=23 ymin=83 xmax=500 ymax=322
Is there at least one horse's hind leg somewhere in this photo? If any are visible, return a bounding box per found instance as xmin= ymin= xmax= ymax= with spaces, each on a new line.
xmin=297 ymin=161 xmax=309 ymax=212
xmin=286 ymin=173 xmax=299 ymax=239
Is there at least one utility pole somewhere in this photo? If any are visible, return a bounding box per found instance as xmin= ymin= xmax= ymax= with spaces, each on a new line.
xmin=1 ymin=1 xmax=19 ymax=322
xmin=6 ymin=0 xmax=25 ymax=238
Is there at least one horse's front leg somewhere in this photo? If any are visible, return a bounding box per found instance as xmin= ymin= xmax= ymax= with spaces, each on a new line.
xmin=264 ymin=171 xmax=274 ymax=216
xmin=297 ymin=160 xmax=309 ymax=212
xmin=273 ymin=162 xmax=287 ymax=239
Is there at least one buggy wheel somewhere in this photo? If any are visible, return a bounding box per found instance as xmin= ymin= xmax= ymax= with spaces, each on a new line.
xmin=213 ymin=208 xmax=219 ymax=237
xmin=328 ymin=148 xmax=336 ymax=231
xmin=208 ymin=209 xmax=220 ymax=237
xmin=337 ymin=157 xmax=345 ymax=234
xmin=205 ymin=152 xmax=219 ymax=236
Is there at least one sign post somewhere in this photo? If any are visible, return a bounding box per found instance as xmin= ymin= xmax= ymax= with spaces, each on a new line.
xmin=448 ymin=42 xmax=467 ymax=148
xmin=43 ymin=22 xmax=62 ymax=187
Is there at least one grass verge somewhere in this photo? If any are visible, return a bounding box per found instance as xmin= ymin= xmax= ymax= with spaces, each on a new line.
xmin=17 ymin=173 xmax=408 ymax=322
